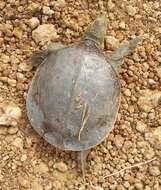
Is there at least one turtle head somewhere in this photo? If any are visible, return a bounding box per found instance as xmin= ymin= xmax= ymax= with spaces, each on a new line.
xmin=83 ymin=15 xmax=107 ymax=49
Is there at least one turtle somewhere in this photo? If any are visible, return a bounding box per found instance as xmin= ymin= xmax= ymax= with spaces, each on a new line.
xmin=26 ymin=15 xmax=141 ymax=179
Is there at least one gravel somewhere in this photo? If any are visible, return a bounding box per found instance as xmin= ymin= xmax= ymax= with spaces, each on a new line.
xmin=54 ymin=162 xmax=68 ymax=172
xmin=136 ymin=121 xmax=147 ymax=133
xmin=0 ymin=0 xmax=160 ymax=189
xmin=0 ymin=101 xmax=22 ymax=126
xmin=32 ymin=24 xmax=58 ymax=44
xmin=149 ymin=166 xmax=161 ymax=177
xmin=27 ymin=17 xmax=40 ymax=29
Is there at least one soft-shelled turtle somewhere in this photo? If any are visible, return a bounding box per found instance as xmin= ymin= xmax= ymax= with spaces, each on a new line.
xmin=26 ymin=15 xmax=141 ymax=179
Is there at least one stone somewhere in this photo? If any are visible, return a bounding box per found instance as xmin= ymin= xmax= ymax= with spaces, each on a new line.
xmin=7 ymin=78 xmax=17 ymax=87
xmin=18 ymin=176 xmax=30 ymax=188
xmin=116 ymin=184 xmax=125 ymax=190
xmin=148 ymin=112 xmax=155 ymax=120
xmin=114 ymin=134 xmax=124 ymax=148
xmin=27 ymin=2 xmax=40 ymax=12
xmin=16 ymin=73 xmax=25 ymax=82
xmin=10 ymin=55 xmax=20 ymax=64
xmin=0 ymin=23 xmax=13 ymax=36
xmin=1 ymin=54 xmax=10 ymax=64
xmin=42 ymin=6 xmax=54 ymax=15
xmin=156 ymin=66 xmax=161 ymax=78
xmin=124 ymin=181 xmax=130 ymax=188
xmin=134 ymin=182 xmax=144 ymax=190
xmin=144 ymin=147 xmax=155 ymax=159
xmin=0 ymin=101 xmax=22 ymax=126
xmin=149 ymin=166 xmax=160 ymax=176
xmin=0 ymin=127 xmax=7 ymax=135
xmin=0 ymin=37 xmax=4 ymax=46
xmin=7 ymin=126 xmax=18 ymax=134
xmin=145 ymin=186 xmax=151 ymax=190
xmin=54 ymin=162 xmax=68 ymax=172
xmin=105 ymin=36 xmax=119 ymax=50
xmin=126 ymin=5 xmax=138 ymax=16
xmin=19 ymin=62 xmax=32 ymax=71
xmin=53 ymin=0 xmax=66 ymax=7
xmin=152 ymin=127 xmax=161 ymax=145
xmin=136 ymin=121 xmax=147 ymax=133
xmin=44 ymin=182 xmax=52 ymax=190
xmin=34 ymin=162 xmax=49 ymax=173
xmin=0 ymin=174 xmax=3 ymax=182
xmin=32 ymin=24 xmax=58 ymax=44
xmin=119 ymin=21 xmax=126 ymax=29
xmin=138 ymin=90 xmax=161 ymax=112
xmin=158 ymin=119 xmax=161 ymax=125
xmin=107 ymin=0 xmax=115 ymax=10
xmin=0 ymin=1 xmax=5 ymax=10
xmin=95 ymin=186 xmax=104 ymax=190
xmin=53 ymin=180 xmax=62 ymax=189
xmin=12 ymin=137 xmax=24 ymax=150
xmin=12 ymin=27 xmax=23 ymax=38
xmin=124 ymin=89 xmax=131 ymax=97
xmin=27 ymin=17 xmax=40 ymax=29
xmin=20 ymin=154 xmax=27 ymax=162
xmin=148 ymin=79 xmax=156 ymax=85
xmin=31 ymin=180 xmax=43 ymax=190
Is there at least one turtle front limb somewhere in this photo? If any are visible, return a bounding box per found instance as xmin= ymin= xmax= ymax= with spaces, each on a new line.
xmin=30 ymin=43 xmax=66 ymax=69
xmin=110 ymin=37 xmax=142 ymax=70
xmin=78 ymin=150 xmax=90 ymax=181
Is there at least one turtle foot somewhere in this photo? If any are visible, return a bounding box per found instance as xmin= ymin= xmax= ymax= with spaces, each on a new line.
xmin=111 ymin=36 xmax=142 ymax=63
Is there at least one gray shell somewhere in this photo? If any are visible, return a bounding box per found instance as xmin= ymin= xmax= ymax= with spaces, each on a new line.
xmin=26 ymin=43 xmax=121 ymax=151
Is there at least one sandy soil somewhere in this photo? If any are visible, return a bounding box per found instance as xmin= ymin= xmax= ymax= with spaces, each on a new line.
xmin=0 ymin=0 xmax=161 ymax=189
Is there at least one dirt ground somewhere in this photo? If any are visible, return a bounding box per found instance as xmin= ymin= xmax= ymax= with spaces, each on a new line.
xmin=0 ymin=0 xmax=161 ymax=189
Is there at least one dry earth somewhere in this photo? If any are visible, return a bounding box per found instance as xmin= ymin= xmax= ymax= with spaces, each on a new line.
xmin=0 ymin=0 xmax=161 ymax=190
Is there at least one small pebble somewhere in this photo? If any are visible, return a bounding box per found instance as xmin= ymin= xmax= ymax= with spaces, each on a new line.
xmin=149 ymin=166 xmax=161 ymax=176
xmin=12 ymin=27 xmax=23 ymax=38
xmin=27 ymin=17 xmax=40 ymax=29
xmin=114 ymin=134 xmax=124 ymax=148
xmin=134 ymin=182 xmax=144 ymax=190
xmin=7 ymin=78 xmax=17 ymax=87
xmin=0 ymin=127 xmax=8 ymax=135
xmin=18 ymin=176 xmax=30 ymax=188
xmin=31 ymin=180 xmax=43 ymax=190
xmin=12 ymin=137 xmax=24 ymax=150
xmin=42 ymin=6 xmax=54 ymax=15
xmin=54 ymin=162 xmax=68 ymax=172
xmin=136 ymin=121 xmax=147 ymax=133
xmin=20 ymin=154 xmax=27 ymax=162
xmin=156 ymin=66 xmax=161 ymax=78
xmin=124 ymin=89 xmax=131 ymax=97
xmin=8 ymin=126 xmax=18 ymax=134
xmin=34 ymin=162 xmax=49 ymax=173
xmin=32 ymin=24 xmax=58 ymax=44
xmin=105 ymin=36 xmax=119 ymax=50
xmin=0 ymin=101 xmax=21 ymax=126
xmin=126 ymin=5 xmax=138 ymax=16
xmin=138 ymin=90 xmax=161 ymax=112
xmin=53 ymin=180 xmax=62 ymax=189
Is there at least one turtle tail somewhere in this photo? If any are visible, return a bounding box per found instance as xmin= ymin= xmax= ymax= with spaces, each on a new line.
xmin=80 ymin=151 xmax=86 ymax=181
xmin=78 ymin=150 xmax=90 ymax=181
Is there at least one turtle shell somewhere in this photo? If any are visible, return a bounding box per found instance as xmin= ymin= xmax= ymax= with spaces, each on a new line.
xmin=26 ymin=42 xmax=121 ymax=151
